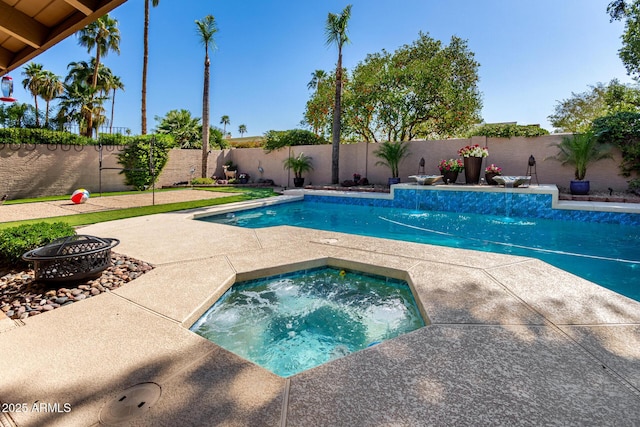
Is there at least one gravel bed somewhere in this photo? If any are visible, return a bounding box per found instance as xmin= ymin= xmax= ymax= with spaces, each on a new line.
xmin=0 ymin=253 xmax=153 ymax=320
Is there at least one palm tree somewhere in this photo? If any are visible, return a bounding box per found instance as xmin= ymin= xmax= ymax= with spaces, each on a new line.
xmin=105 ymin=74 xmax=125 ymax=134
xmin=59 ymin=82 xmax=106 ymax=135
xmin=238 ymin=124 xmax=247 ymax=137
xmin=65 ymin=60 xmax=93 ymax=86
xmin=39 ymin=71 xmax=64 ymax=128
xmin=155 ymin=109 xmax=202 ymax=148
xmin=307 ymin=69 xmax=327 ymax=91
xmin=67 ymin=60 xmax=111 ymax=91
xmin=76 ymin=14 xmax=120 ymax=137
xmin=220 ymin=115 xmax=230 ymax=135
xmin=195 ymin=15 xmax=218 ymax=178
xmin=325 ymin=4 xmax=352 ymax=184
xmin=142 ymin=0 xmax=160 ymax=135
xmin=21 ymin=62 xmax=44 ymax=127
xmin=65 ymin=60 xmax=112 ymax=135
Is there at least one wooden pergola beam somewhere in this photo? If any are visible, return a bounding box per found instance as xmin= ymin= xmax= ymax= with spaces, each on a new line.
xmin=64 ymin=0 xmax=99 ymax=16
xmin=0 ymin=0 xmax=127 ymax=77
xmin=0 ymin=46 xmax=13 ymax=71
xmin=0 ymin=2 xmax=48 ymax=49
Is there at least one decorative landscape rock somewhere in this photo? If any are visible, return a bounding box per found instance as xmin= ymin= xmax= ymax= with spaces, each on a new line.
xmin=0 ymin=253 xmax=153 ymax=320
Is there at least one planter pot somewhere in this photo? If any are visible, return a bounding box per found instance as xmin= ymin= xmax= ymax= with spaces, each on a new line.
xmin=463 ymin=157 xmax=483 ymax=184
xmin=388 ymin=177 xmax=401 ymax=185
xmin=485 ymin=172 xmax=500 ymax=185
xmin=570 ymin=180 xmax=590 ymax=195
xmin=441 ymin=171 xmax=459 ymax=184
xmin=293 ymin=177 xmax=305 ymax=188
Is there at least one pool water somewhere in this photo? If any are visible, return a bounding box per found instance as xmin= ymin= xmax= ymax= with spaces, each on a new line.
xmin=199 ymin=200 xmax=640 ymax=302
xmin=190 ymin=267 xmax=425 ymax=377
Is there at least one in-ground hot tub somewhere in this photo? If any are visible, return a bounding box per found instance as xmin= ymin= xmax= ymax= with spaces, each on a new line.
xmin=191 ymin=266 xmax=426 ymax=377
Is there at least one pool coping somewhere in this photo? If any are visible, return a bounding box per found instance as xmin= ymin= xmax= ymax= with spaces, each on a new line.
xmin=0 ymin=198 xmax=639 ymax=425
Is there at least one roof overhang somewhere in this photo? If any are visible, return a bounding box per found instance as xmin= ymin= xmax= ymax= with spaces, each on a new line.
xmin=0 ymin=0 xmax=128 ymax=77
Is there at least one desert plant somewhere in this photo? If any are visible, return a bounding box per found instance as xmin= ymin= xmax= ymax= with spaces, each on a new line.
xmin=374 ymin=141 xmax=410 ymax=178
xmin=283 ymin=152 xmax=314 ymax=178
xmin=549 ymin=132 xmax=613 ymax=180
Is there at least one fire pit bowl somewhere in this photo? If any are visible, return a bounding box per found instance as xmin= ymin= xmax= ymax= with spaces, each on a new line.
xmin=22 ymin=235 xmax=120 ymax=283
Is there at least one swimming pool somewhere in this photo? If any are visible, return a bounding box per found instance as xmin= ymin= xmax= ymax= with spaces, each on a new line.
xmin=199 ymin=200 xmax=640 ymax=302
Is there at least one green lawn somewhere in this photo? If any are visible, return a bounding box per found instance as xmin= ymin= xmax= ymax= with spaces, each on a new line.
xmin=0 ymin=187 xmax=276 ymax=230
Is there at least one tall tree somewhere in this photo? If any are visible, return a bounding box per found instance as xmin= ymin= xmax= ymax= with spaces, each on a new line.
xmin=549 ymin=79 xmax=640 ymax=132
xmin=220 ymin=115 xmax=230 ymax=135
xmin=303 ymin=70 xmax=336 ymax=138
xmin=307 ymin=69 xmax=328 ymax=91
xmin=304 ymin=32 xmax=482 ymax=142
xmin=106 ymin=74 xmax=125 ymax=134
xmin=609 ymin=0 xmax=640 ymax=79
xmin=238 ymin=124 xmax=247 ymax=136
xmin=65 ymin=60 xmax=113 ymax=134
xmin=76 ymin=14 xmax=120 ymax=137
xmin=195 ymin=15 xmax=218 ymax=178
xmin=21 ymin=62 xmax=44 ymax=127
xmin=325 ymin=4 xmax=352 ymax=184
xmin=39 ymin=71 xmax=64 ymax=128
xmin=59 ymin=82 xmax=106 ymax=135
xmin=142 ymin=0 xmax=160 ymax=135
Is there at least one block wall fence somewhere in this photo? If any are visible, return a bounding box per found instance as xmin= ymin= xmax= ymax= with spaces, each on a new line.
xmin=0 ymin=134 xmax=634 ymax=199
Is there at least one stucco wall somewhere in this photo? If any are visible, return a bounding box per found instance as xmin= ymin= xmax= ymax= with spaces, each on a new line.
xmin=230 ymin=135 xmax=631 ymax=192
xmin=0 ymin=135 xmax=635 ymax=199
xmin=0 ymin=144 xmax=126 ymax=199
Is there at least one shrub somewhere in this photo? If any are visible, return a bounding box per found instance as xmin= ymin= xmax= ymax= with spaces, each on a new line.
xmin=591 ymin=111 xmax=640 ymax=177
xmin=468 ymin=124 xmax=550 ymax=138
xmin=191 ymin=177 xmax=214 ymax=185
xmin=98 ymin=133 xmax=131 ymax=146
xmin=0 ymin=222 xmax=76 ymax=267
xmin=629 ymin=178 xmax=640 ymax=195
xmin=0 ymin=128 xmax=94 ymax=145
xmin=263 ymin=129 xmax=328 ymax=152
xmin=118 ymin=134 xmax=176 ymax=190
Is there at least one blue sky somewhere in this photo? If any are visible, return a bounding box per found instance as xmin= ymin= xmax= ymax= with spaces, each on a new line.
xmin=7 ymin=0 xmax=634 ymax=137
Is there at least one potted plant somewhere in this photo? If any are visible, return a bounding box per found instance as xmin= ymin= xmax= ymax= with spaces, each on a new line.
xmin=458 ymin=144 xmax=489 ymax=184
xmin=374 ymin=141 xmax=411 ymax=185
xmin=283 ymin=152 xmax=313 ymax=187
xmin=438 ymin=159 xmax=464 ymax=184
xmin=549 ymin=132 xmax=613 ymax=195
xmin=237 ymin=173 xmax=250 ymax=184
xmin=484 ymin=164 xmax=502 ymax=185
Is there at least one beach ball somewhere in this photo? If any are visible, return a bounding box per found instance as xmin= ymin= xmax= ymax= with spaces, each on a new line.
xmin=71 ymin=188 xmax=90 ymax=204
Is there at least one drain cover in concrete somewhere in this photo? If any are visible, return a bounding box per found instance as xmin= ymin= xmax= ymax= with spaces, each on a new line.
xmin=99 ymin=382 xmax=161 ymax=425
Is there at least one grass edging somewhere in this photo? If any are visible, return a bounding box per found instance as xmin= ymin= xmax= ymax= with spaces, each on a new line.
xmin=0 ymin=189 xmax=275 ymax=230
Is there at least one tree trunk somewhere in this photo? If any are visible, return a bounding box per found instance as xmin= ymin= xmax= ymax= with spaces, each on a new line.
xmin=141 ymin=0 xmax=149 ymax=135
xmin=33 ymin=96 xmax=40 ymax=127
xmin=331 ymin=46 xmax=343 ymax=184
xmin=201 ymin=53 xmax=210 ymax=178
xmin=87 ymin=47 xmax=101 ymax=138
xmin=45 ymin=100 xmax=50 ymax=128
xmin=110 ymin=89 xmax=116 ymax=134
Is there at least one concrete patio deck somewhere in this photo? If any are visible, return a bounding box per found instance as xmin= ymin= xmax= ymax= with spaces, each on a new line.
xmin=1 ymin=197 xmax=639 ymax=426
